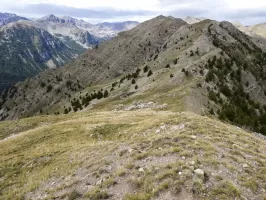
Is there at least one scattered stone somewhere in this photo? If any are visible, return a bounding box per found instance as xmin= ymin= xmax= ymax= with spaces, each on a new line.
xmin=158 ymin=147 xmax=163 ymax=150
xmin=128 ymin=148 xmax=134 ymax=153
xmin=194 ymin=169 xmax=204 ymax=177
xmin=138 ymin=168 xmax=145 ymax=172
xmin=178 ymin=172 xmax=182 ymax=175
xmin=171 ymin=124 xmax=185 ymax=131
xmin=96 ymin=178 xmax=104 ymax=186
xmin=191 ymin=135 xmax=197 ymax=139
xmin=181 ymin=156 xmax=186 ymax=160
xmin=243 ymin=164 xmax=248 ymax=168
xmin=156 ymin=129 xmax=161 ymax=133
xmin=160 ymin=125 xmax=166 ymax=130
xmin=189 ymin=161 xmax=195 ymax=165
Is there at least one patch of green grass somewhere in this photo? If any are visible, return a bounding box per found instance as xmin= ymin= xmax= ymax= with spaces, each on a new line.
xmin=124 ymin=192 xmax=151 ymax=200
xmin=242 ymin=178 xmax=259 ymax=192
xmin=68 ymin=190 xmax=82 ymax=200
xmin=153 ymin=181 xmax=170 ymax=196
xmin=156 ymin=169 xmax=176 ymax=181
xmin=125 ymin=162 xmax=135 ymax=169
xmin=116 ymin=168 xmax=127 ymax=177
xmin=128 ymin=177 xmax=143 ymax=188
xmin=172 ymin=180 xmax=184 ymax=195
xmin=84 ymin=188 xmax=110 ymax=200
xmin=91 ymin=124 xmax=132 ymax=140
xmin=102 ymin=178 xmax=117 ymax=188
xmin=134 ymin=152 xmax=149 ymax=160
xmin=211 ymin=181 xmax=241 ymax=199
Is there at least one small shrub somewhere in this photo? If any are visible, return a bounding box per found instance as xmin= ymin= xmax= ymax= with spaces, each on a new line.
xmin=40 ymin=82 xmax=46 ymax=88
xmin=69 ymin=190 xmax=81 ymax=200
xmin=143 ymin=65 xmax=149 ymax=73
xmin=46 ymin=85 xmax=53 ymax=93
xmin=103 ymin=90 xmax=109 ymax=98
xmin=165 ymin=64 xmax=170 ymax=68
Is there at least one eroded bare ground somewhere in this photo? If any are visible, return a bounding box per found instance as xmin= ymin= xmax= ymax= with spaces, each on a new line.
xmin=0 ymin=110 xmax=266 ymax=200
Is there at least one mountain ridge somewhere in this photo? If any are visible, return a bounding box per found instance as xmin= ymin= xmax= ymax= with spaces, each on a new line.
xmin=1 ymin=15 xmax=266 ymax=200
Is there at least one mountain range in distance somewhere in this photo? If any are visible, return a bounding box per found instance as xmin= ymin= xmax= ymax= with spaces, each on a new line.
xmin=0 ymin=12 xmax=139 ymax=48
xmin=0 ymin=12 xmax=139 ymax=93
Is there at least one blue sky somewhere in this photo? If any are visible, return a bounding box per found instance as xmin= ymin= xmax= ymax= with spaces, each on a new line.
xmin=1 ymin=0 xmax=266 ymax=25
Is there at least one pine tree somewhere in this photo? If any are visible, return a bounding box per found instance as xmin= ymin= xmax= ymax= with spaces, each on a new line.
xmin=104 ymin=90 xmax=109 ymax=98
xmin=97 ymin=91 xmax=103 ymax=99
xmin=143 ymin=65 xmax=149 ymax=73
xmin=147 ymin=70 xmax=153 ymax=77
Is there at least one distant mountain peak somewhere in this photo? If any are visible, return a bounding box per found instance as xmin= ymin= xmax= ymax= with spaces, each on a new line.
xmin=183 ymin=16 xmax=206 ymax=24
xmin=37 ymin=14 xmax=65 ymax=23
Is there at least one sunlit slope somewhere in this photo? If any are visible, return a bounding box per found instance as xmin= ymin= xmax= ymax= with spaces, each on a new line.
xmin=0 ymin=110 xmax=265 ymax=200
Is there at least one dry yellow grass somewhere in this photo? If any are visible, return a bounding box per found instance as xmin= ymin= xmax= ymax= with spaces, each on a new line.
xmin=0 ymin=110 xmax=265 ymax=200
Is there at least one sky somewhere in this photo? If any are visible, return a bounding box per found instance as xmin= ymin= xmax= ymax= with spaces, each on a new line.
xmin=1 ymin=0 xmax=266 ymax=25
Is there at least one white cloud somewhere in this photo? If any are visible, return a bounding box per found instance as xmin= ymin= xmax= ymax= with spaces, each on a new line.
xmin=1 ymin=0 xmax=266 ymax=25
xmin=225 ymin=0 xmax=266 ymax=9
xmin=15 ymin=0 xmax=160 ymax=10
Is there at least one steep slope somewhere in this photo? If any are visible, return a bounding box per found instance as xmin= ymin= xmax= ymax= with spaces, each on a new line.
xmin=0 ymin=15 xmax=187 ymax=119
xmin=0 ymin=110 xmax=265 ymax=200
xmin=2 ymin=16 xmax=266 ymax=136
xmin=0 ymin=21 xmax=81 ymax=93
xmin=0 ymin=12 xmax=28 ymax=26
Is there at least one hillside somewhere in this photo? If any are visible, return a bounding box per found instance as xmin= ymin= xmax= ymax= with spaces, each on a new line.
xmin=0 ymin=15 xmax=187 ymax=119
xmin=1 ymin=14 xmax=266 ymax=200
xmin=0 ymin=110 xmax=265 ymax=200
xmin=2 ymin=15 xmax=266 ymax=136
xmin=0 ymin=21 xmax=83 ymax=93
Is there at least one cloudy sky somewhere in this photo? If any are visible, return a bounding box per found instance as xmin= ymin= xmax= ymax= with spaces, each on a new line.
xmin=1 ymin=0 xmax=266 ymax=25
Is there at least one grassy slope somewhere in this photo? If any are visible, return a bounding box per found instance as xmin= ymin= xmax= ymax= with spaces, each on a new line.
xmin=0 ymin=110 xmax=265 ymax=200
